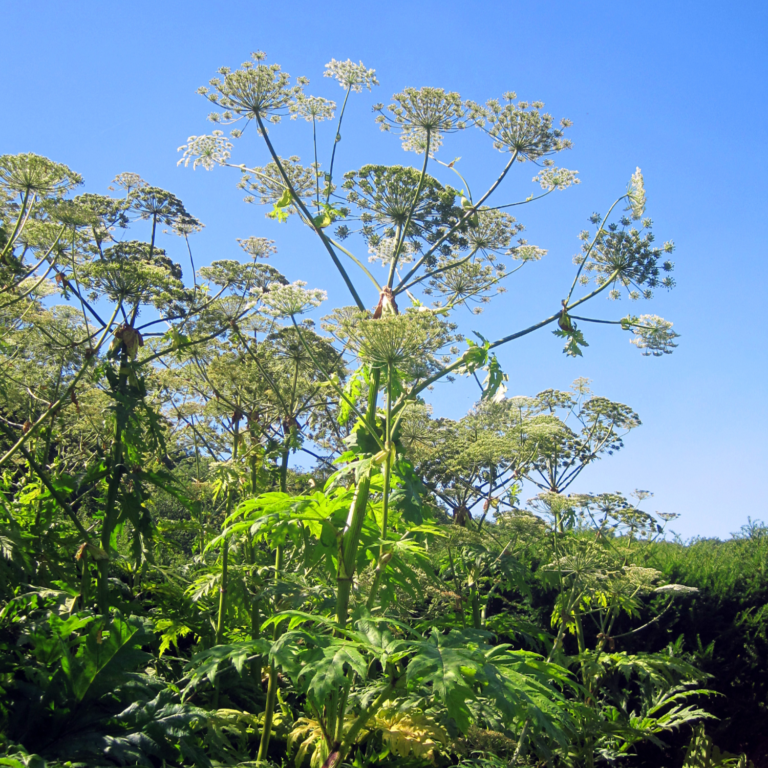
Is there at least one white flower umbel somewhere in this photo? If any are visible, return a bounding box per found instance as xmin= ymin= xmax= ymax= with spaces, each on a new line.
xmin=199 ymin=53 xmax=305 ymax=129
xmin=237 ymin=237 xmax=277 ymax=259
xmin=375 ymin=88 xmax=466 ymax=155
xmin=467 ymin=209 xmax=523 ymax=255
xmin=401 ymin=127 xmax=444 ymax=155
xmin=470 ymin=95 xmax=572 ymax=160
xmin=177 ymin=131 xmax=233 ymax=170
xmin=261 ymin=280 xmax=326 ymax=318
xmin=367 ymin=236 xmax=417 ymax=265
xmin=0 ymin=153 xmax=82 ymax=198
xmin=290 ymin=94 xmax=336 ymax=122
xmin=323 ymin=59 xmax=378 ymax=92
xmin=532 ymin=166 xmax=580 ymax=191
xmin=112 ymin=172 xmax=148 ymax=192
xmin=629 ymin=314 xmax=678 ymax=356
xmin=169 ymin=217 xmax=204 ymax=237
xmin=510 ymin=244 xmax=547 ymax=261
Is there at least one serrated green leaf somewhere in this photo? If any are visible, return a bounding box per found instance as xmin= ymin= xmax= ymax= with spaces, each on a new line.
xmin=300 ymin=643 xmax=368 ymax=705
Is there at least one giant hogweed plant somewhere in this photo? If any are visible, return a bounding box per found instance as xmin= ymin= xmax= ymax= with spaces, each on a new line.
xmin=0 ymin=151 xmax=351 ymax=762
xmin=0 ymin=154 xmax=306 ymax=647
xmin=176 ymin=52 xmax=682 ymax=765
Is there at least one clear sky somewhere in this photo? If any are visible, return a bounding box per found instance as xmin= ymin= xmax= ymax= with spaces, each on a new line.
xmin=2 ymin=0 xmax=766 ymax=539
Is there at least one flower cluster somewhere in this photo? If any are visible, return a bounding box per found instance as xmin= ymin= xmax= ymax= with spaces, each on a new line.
xmin=0 ymin=153 xmax=82 ymax=198
xmin=626 ymin=167 xmax=646 ymax=220
xmin=466 ymin=209 xmax=524 ymax=257
xmin=627 ymin=314 xmax=679 ymax=356
xmin=83 ymin=241 xmax=185 ymax=311
xmin=127 ymin=185 xmax=198 ymax=229
xmin=532 ymin=165 xmax=580 ymax=191
xmin=401 ymin=130 xmax=444 ymax=156
xmin=470 ymin=94 xmax=572 ymax=161
xmin=170 ymin=217 xmax=205 ymax=238
xmin=198 ymin=51 xmax=306 ymax=129
xmin=199 ymin=261 xmax=287 ymax=292
xmin=71 ymin=194 xmax=129 ymax=241
xmin=261 ymin=280 xmax=326 ymax=318
xmin=290 ymin=94 xmax=336 ymax=122
xmin=375 ymin=88 xmax=467 ymax=154
xmin=237 ymin=236 xmax=277 ymax=259
xmin=238 ymin=156 xmax=316 ymax=206
xmin=323 ymin=59 xmax=378 ymax=92
xmin=575 ymin=210 xmax=675 ymax=299
xmin=323 ymin=307 xmax=459 ymax=380
xmin=367 ymin=236 xmax=418 ymax=265
xmin=111 ymin=172 xmax=148 ymax=192
xmin=340 ymin=164 xmax=465 ymax=256
xmin=510 ymin=243 xmax=547 ymax=261
xmin=424 ymin=257 xmax=502 ymax=312
xmin=177 ymin=131 xmax=233 ymax=170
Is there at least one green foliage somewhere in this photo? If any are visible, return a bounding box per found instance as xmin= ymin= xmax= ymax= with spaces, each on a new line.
xmin=2 ymin=46 xmax=739 ymax=768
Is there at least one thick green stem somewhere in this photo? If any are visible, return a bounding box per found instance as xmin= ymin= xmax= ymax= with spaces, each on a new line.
xmin=573 ymin=600 xmax=595 ymax=768
xmin=78 ymin=550 xmax=89 ymax=612
xmin=257 ymin=576 xmax=281 ymax=758
xmin=256 ymin=539 xmax=284 ymax=760
xmin=334 ymin=680 xmax=352 ymax=744
xmin=248 ymin=450 xmax=261 ymax=643
xmin=313 ymin=116 xmax=320 ymax=206
xmin=256 ymin=442 xmax=289 ymax=760
xmin=338 ymin=679 xmax=396 ymax=763
xmin=572 ymin=603 xmax=591 ymax=696
xmin=335 ymin=369 xmax=380 ymax=629
xmin=366 ymin=365 xmax=393 ymax=611
xmin=97 ymin=348 xmax=130 ymax=614
xmin=471 ymin=589 xmax=482 ymax=630
xmin=447 ymin=547 xmax=466 ymax=628
xmin=214 ymin=542 xmax=229 ymax=649
xmin=213 ymin=426 xmax=239 ymax=707
xmin=130 ymin=215 xmax=156 ymax=326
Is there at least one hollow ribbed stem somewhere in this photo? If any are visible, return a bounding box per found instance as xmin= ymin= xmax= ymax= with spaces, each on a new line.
xmin=335 ymin=368 xmax=380 ymax=629
xmin=256 ymin=441 xmax=289 ymax=760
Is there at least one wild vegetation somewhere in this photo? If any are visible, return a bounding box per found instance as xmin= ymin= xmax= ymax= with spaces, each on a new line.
xmin=1 ymin=52 xmax=763 ymax=768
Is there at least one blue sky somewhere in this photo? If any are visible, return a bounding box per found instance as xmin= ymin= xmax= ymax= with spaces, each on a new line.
xmin=3 ymin=0 xmax=766 ymax=539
